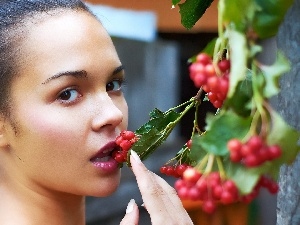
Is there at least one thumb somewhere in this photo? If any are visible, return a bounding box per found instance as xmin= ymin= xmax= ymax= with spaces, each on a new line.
xmin=120 ymin=199 xmax=139 ymax=225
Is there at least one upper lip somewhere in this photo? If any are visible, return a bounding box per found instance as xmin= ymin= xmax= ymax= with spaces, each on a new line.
xmin=90 ymin=141 xmax=118 ymax=161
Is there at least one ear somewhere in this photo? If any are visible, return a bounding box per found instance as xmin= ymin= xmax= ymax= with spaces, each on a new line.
xmin=0 ymin=116 xmax=10 ymax=148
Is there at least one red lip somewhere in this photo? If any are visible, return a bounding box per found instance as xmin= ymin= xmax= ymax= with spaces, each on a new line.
xmin=90 ymin=141 xmax=118 ymax=161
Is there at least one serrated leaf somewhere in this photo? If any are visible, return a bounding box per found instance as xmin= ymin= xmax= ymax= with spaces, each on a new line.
xmin=225 ymin=28 xmax=248 ymax=98
xmin=260 ymin=52 xmax=291 ymax=98
xmin=131 ymin=108 xmax=181 ymax=160
xmin=191 ymin=111 xmax=252 ymax=156
xmin=253 ymin=0 xmax=294 ymax=39
xmin=178 ymin=0 xmax=214 ymax=29
xmin=130 ymin=102 xmax=196 ymax=162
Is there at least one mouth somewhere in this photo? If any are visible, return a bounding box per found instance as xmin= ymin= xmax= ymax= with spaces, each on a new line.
xmin=90 ymin=141 xmax=119 ymax=163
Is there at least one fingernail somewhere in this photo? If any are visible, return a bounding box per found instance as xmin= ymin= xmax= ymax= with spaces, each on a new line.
xmin=126 ymin=199 xmax=135 ymax=214
xmin=130 ymin=150 xmax=141 ymax=163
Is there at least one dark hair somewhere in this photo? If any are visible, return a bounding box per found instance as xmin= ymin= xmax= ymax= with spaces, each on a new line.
xmin=0 ymin=0 xmax=92 ymax=116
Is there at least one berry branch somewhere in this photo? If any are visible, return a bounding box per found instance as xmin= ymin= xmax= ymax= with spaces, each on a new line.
xmin=112 ymin=0 xmax=300 ymax=214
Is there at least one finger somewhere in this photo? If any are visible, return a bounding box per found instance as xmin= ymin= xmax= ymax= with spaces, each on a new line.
xmin=150 ymin=171 xmax=193 ymax=223
xmin=120 ymin=199 xmax=139 ymax=225
xmin=130 ymin=150 xmax=193 ymax=224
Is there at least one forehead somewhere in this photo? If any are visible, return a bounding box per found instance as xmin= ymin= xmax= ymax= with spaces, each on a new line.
xmin=17 ymin=11 xmax=118 ymax=78
xmin=22 ymin=10 xmax=109 ymax=54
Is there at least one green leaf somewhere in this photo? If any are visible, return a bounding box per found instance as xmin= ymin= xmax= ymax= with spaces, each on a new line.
xmin=131 ymin=108 xmax=181 ymax=160
xmin=225 ymin=70 xmax=253 ymax=117
xmin=187 ymin=38 xmax=217 ymax=63
xmin=220 ymin=0 xmax=257 ymax=32
xmin=191 ymin=111 xmax=252 ymax=157
xmin=259 ymin=52 xmax=291 ymax=98
xmin=253 ymin=0 xmax=294 ymax=38
xmin=172 ymin=0 xmax=182 ymax=5
xmin=267 ymin=110 xmax=300 ymax=166
xmin=178 ymin=0 xmax=214 ymax=29
xmin=225 ymin=28 xmax=248 ymax=98
xmin=202 ymin=38 xmax=217 ymax=57
xmin=225 ymin=160 xmax=260 ymax=194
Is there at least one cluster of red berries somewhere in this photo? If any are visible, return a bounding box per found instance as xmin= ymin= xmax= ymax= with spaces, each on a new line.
xmin=160 ymin=163 xmax=190 ymax=178
xmin=175 ymin=168 xmax=239 ymax=214
xmin=227 ymin=135 xmax=282 ymax=167
xmin=112 ymin=131 xmax=138 ymax=163
xmin=160 ymin=139 xmax=193 ymax=178
xmin=174 ymin=167 xmax=279 ymax=214
xmin=189 ymin=53 xmax=230 ymax=108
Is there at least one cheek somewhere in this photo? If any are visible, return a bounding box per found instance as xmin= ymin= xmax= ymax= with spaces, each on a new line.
xmin=23 ymin=109 xmax=84 ymax=147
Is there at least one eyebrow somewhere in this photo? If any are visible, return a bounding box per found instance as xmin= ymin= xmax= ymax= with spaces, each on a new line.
xmin=113 ymin=65 xmax=124 ymax=76
xmin=42 ymin=70 xmax=88 ymax=85
xmin=41 ymin=65 xmax=124 ymax=85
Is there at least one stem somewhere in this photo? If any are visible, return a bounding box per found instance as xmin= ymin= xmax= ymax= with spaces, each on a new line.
xmin=251 ymin=62 xmax=269 ymax=138
xmin=216 ymin=156 xmax=226 ymax=180
xmin=166 ymin=97 xmax=195 ymax=112
xmin=195 ymin=153 xmax=209 ymax=172
xmin=204 ymin=154 xmax=215 ymax=174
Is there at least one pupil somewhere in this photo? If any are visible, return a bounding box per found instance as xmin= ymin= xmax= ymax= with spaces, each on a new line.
xmin=107 ymin=83 xmax=113 ymax=91
xmin=61 ymin=91 xmax=71 ymax=100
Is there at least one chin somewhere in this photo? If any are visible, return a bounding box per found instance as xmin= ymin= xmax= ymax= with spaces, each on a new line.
xmin=89 ymin=174 xmax=121 ymax=197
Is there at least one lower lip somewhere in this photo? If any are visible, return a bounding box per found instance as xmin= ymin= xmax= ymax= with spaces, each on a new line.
xmin=91 ymin=157 xmax=119 ymax=173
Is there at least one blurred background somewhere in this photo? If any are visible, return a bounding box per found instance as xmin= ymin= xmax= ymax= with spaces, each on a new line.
xmin=83 ymin=1 xmax=277 ymax=224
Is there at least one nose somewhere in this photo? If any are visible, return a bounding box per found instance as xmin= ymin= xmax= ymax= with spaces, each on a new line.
xmin=91 ymin=93 xmax=126 ymax=132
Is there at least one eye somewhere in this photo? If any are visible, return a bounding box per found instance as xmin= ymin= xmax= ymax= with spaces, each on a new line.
xmin=57 ymin=88 xmax=82 ymax=104
xmin=106 ymin=79 xmax=123 ymax=92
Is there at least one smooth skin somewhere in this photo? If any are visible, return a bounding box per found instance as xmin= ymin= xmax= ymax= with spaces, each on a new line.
xmin=0 ymin=10 xmax=193 ymax=225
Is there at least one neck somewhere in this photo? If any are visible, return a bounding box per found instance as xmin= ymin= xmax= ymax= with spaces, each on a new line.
xmin=0 ymin=181 xmax=86 ymax=225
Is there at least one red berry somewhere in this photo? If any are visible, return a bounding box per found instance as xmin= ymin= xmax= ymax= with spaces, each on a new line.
xmin=177 ymin=186 xmax=189 ymax=199
xmin=121 ymin=130 xmax=136 ymax=140
xmin=115 ymin=135 xmax=124 ymax=146
xmin=207 ymin=76 xmax=219 ymax=92
xmin=268 ymin=182 xmax=279 ymax=194
xmin=186 ymin=139 xmax=192 ymax=149
xmin=218 ymin=59 xmax=230 ymax=72
xmin=183 ymin=168 xmax=201 ymax=183
xmin=247 ymin=135 xmax=263 ymax=152
xmin=202 ymin=199 xmax=216 ymax=214
xmin=196 ymin=53 xmax=211 ymax=65
xmin=244 ymin=154 xmax=259 ymax=167
xmin=218 ymin=78 xmax=229 ymax=95
xmin=227 ymin=139 xmax=242 ymax=152
xmin=160 ymin=165 xmax=168 ymax=174
xmin=176 ymin=164 xmax=188 ymax=176
xmin=221 ymin=190 xmax=235 ymax=204
xmin=204 ymin=64 xmax=216 ymax=77
xmin=120 ymin=140 xmax=132 ymax=152
xmin=212 ymin=100 xmax=223 ymax=108
xmin=230 ymin=150 xmax=242 ymax=162
xmin=188 ymin=187 xmax=201 ymax=201
xmin=268 ymin=145 xmax=282 ymax=159
xmin=113 ymin=152 xmax=126 ymax=163
xmin=207 ymin=92 xmax=217 ymax=102
xmin=193 ymin=73 xmax=207 ymax=87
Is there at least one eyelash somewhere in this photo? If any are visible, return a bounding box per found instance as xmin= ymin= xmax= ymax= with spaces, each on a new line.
xmin=56 ymin=78 xmax=126 ymax=106
xmin=56 ymin=87 xmax=82 ymax=106
xmin=106 ymin=78 xmax=126 ymax=92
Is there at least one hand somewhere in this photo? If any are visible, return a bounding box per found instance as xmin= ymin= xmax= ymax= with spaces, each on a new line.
xmin=120 ymin=150 xmax=193 ymax=225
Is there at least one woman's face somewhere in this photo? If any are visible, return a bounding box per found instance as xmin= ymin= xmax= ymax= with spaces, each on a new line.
xmin=1 ymin=11 xmax=128 ymax=197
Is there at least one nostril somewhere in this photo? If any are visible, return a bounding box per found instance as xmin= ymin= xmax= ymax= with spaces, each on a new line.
xmin=91 ymin=106 xmax=125 ymax=132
